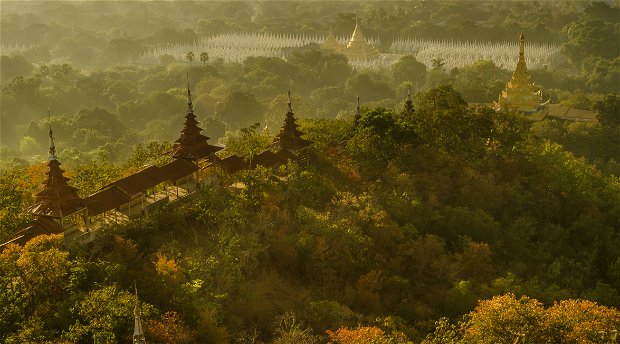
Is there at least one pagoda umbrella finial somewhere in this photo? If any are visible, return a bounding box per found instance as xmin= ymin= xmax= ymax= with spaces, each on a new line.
xmin=186 ymin=72 xmax=193 ymax=113
xmin=519 ymin=31 xmax=525 ymax=56
xmin=133 ymin=282 xmax=146 ymax=344
xmin=407 ymin=85 xmax=412 ymax=101
xmin=47 ymin=108 xmax=57 ymax=161
xmin=353 ymin=95 xmax=361 ymax=128
xmin=287 ymin=90 xmax=292 ymax=112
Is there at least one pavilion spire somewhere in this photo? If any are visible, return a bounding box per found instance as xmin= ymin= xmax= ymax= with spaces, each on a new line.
xmin=401 ymin=86 xmax=414 ymax=117
xmin=170 ymin=77 xmax=222 ymax=160
xmin=273 ymin=91 xmax=312 ymax=152
xmin=47 ymin=108 xmax=57 ymax=161
xmin=186 ymin=73 xmax=193 ymax=113
xmin=26 ymin=112 xmax=83 ymax=219
xmin=287 ymin=90 xmax=292 ymax=112
xmin=133 ymin=283 xmax=146 ymax=344
xmin=354 ymin=96 xmax=361 ymax=127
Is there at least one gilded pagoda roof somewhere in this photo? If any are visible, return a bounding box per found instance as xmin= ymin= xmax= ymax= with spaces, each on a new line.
xmin=321 ymin=29 xmax=343 ymax=52
xmin=344 ymin=17 xmax=379 ymax=60
xmin=495 ymin=32 xmax=545 ymax=113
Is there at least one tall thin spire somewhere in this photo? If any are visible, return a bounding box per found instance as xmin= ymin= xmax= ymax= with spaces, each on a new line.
xmin=47 ymin=108 xmax=57 ymax=161
xmin=133 ymin=283 xmax=146 ymax=344
xmin=274 ymin=90 xmax=312 ymax=152
xmin=401 ymin=86 xmax=414 ymax=118
xmin=287 ymin=90 xmax=292 ymax=112
xmin=353 ymin=95 xmax=361 ymax=129
xmin=494 ymin=31 xmax=544 ymax=113
xmin=170 ymin=75 xmax=222 ymax=160
xmin=186 ymin=73 xmax=193 ymax=113
xmin=27 ymin=110 xmax=83 ymax=219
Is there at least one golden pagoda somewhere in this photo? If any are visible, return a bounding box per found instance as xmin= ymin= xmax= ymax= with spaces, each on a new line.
xmin=321 ymin=28 xmax=343 ymax=53
xmin=343 ymin=17 xmax=379 ymax=60
xmin=494 ymin=32 xmax=546 ymax=114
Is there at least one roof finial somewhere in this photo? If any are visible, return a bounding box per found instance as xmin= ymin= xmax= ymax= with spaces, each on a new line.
xmin=186 ymin=72 xmax=193 ymax=113
xmin=287 ymin=90 xmax=292 ymax=112
xmin=407 ymin=85 xmax=412 ymax=101
xmin=356 ymin=96 xmax=360 ymax=114
xmin=519 ymin=31 xmax=525 ymax=56
xmin=133 ymin=282 xmax=146 ymax=344
xmin=47 ymin=108 xmax=57 ymax=161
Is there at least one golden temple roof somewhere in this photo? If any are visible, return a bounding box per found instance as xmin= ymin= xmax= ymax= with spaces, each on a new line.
xmin=321 ymin=28 xmax=342 ymax=52
xmin=343 ymin=16 xmax=379 ymax=60
xmin=494 ymin=32 xmax=546 ymax=113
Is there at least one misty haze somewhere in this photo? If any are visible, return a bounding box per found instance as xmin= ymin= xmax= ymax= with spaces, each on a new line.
xmin=0 ymin=1 xmax=619 ymax=343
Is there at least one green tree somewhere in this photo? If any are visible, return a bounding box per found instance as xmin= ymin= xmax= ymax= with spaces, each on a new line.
xmin=561 ymin=17 xmax=619 ymax=66
xmin=69 ymin=160 xmax=121 ymax=197
xmin=199 ymin=52 xmax=209 ymax=66
xmin=0 ymin=235 xmax=78 ymax=342
xmin=463 ymin=294 xmax=545 ymax=344
xmin=65 ymin=285 xmax=152 ymax=343
xmin=594 ymin=94 xmax=620 ymax=127
xmin=185 ymin=51 xmax=195 ymax=65
xmin=392 ymin=55 xmax=427 ymax=87
xmin=412 ymin=85 xmax=486 ymax=155
xmin=345 ymin=73 xmax=394 ymax=102
xmin=222 ymin=122 xmax=272 ymax=163
xmin=453 ymin=60 xmax=509 ymax=102
xmin=217 ymin=90 xmax=265 ymax=129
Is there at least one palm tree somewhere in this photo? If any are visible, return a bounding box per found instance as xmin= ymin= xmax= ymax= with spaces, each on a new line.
xmin=200 ymin=52 xmax=209 ymax=66
xmin=185 ymin=51 xmax=195 ymax=65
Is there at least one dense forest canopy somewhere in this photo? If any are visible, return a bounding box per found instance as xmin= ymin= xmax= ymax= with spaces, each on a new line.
xmin=0 ymin=1 xmax=619 ymax=343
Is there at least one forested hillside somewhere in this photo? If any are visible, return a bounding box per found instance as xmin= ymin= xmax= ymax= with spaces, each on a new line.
xmin=1 ymin=1 xmax=619 ymax=343
xmin=1 ymin=85 xmax=620 ymax=342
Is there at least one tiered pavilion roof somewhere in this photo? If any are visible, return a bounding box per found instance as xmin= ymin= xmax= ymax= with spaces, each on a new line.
xmin=170 ymin=83 xmax=222 ymax=160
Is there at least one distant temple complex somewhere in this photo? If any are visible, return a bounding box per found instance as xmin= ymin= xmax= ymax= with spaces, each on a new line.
xmin=321 ymin=17 xmax=379 ymax=60
xmin=494 ymin=32 xmax=547 ymax=115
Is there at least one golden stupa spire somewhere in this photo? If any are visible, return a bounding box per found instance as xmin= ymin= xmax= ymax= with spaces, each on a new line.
xmin=321 ymin=26 xmax=343 ymax=52
xmin=494 ymin=31 xmax=544 ymax=114
xmin=348 ymin=16 xmax=366 ymax=46
xmin=343 ymin=15 xmax=378 ymax=60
